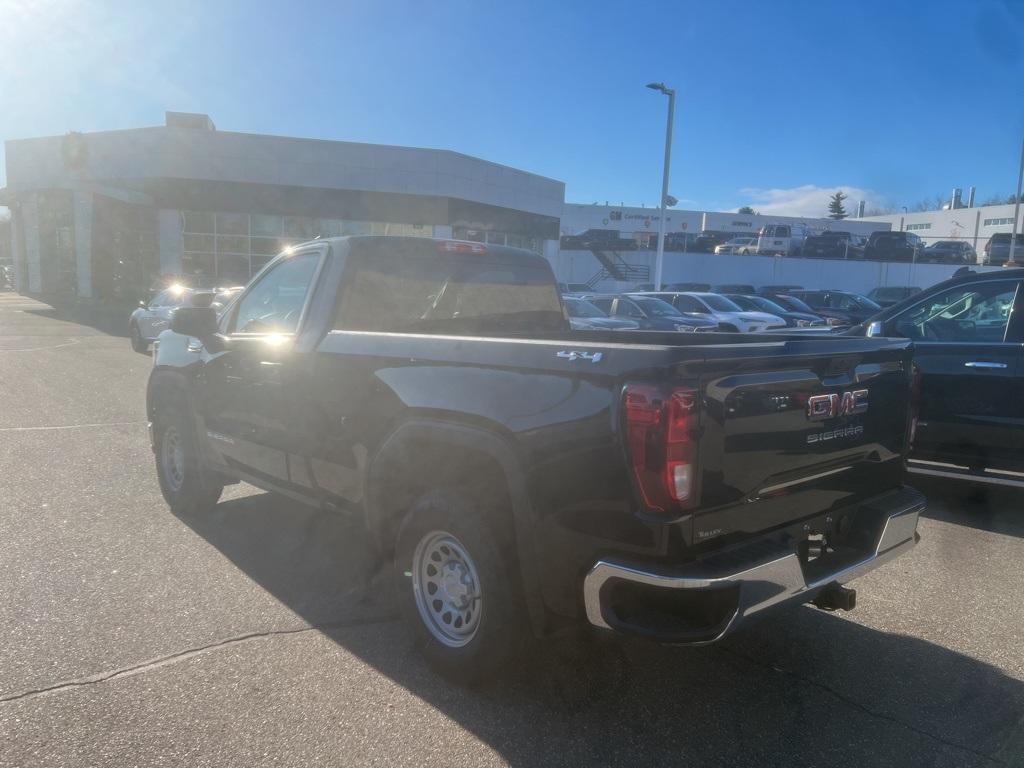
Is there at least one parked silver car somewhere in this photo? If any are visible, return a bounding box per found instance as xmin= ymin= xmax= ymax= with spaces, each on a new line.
xmin=129 ymin=286 xmax=215 ymax=352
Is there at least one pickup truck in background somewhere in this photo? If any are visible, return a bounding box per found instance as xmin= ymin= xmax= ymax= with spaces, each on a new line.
xmin=148 ymin=236 xmax=924 ymax=683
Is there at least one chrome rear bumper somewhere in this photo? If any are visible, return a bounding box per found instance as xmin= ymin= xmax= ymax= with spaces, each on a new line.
xmin=583 ymin=489 xmax=923 ymax=643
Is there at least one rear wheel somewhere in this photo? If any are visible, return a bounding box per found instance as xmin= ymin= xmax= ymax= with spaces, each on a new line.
xmin=130 ymin=323 xmax=148 ymax=353
xmin=394 ymin=489 xmax=525 ymax=684
xmin=153 ymin=390 xmax=223 ymax=516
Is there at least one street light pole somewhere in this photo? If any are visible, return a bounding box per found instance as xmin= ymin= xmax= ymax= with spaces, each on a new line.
xmin=647 ymin=82 xmax=675 ymax=290
xmin=1006 ymin=133 xmax=1024 ymax=267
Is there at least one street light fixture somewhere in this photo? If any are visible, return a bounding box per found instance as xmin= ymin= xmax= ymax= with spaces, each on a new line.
xmin=646 ymin=82 xmax=676 ymax=291
xmin=1005 ymin=133 xmax=1023 ymax=268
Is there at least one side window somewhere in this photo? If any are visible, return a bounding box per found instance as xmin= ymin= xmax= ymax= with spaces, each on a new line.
xmin=676 ymin=295 xmax=703 ymax=313
xmin=591 ymin=298 xmax=613 ymax=314
xmin=230 ymin=251 xmax=320 ymax=334
xmin=892 ymin=281 xmax=1019 ymax=342
xmin=832 ymin=294 xmax=857 ymax=310
xmin=620 ymin=300 xmax=644 ymax=318
xmin=801 ymin=292 xmax=824 ymax=306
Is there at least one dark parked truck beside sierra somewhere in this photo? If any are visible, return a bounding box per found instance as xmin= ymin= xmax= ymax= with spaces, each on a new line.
xmin=147 ymin=236 xmax=924 ymax=682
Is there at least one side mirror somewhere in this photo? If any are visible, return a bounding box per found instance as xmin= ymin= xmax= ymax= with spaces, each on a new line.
xmin=170 ymin=306 xmax=218 ymax=338
xmin=865 ymin=320 xmax=884 ymax=337
xmin=139 ymin=300 xmax=147 ymax=308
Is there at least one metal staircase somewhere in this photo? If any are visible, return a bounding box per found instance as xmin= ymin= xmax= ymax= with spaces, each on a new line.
xmin=585 ymin=250 xmax=650 ymax=288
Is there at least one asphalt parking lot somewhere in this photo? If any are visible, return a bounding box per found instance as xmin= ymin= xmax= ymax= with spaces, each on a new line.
xmin=1 ymin=291 xmax=1023 ymax=768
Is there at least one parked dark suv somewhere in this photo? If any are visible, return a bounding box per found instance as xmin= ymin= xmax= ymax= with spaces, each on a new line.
xmin=802 ymin=231 xmax=865 ymax=259
xmin=981 ymin=232 xmax=1023 ymax=266
xmin=920 ymin=240 xmax=976 ymax=264
xmin=858 ymin=267 xmax=1024 ymax=478
xmin=785 ymin=289 xmax=881 ymax=326
xmin=863 ymin=231 xmax=925 ymax=262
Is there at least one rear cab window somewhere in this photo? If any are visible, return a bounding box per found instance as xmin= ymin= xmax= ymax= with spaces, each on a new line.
xmin=334 ymin=239 xmax=566 ymax=335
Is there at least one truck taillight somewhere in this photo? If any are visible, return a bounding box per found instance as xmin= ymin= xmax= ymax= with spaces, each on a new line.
xmin=623 ymin=383 xmax=699 ymax=514
xmin=438 ymin=240 xmax=487 ymax=254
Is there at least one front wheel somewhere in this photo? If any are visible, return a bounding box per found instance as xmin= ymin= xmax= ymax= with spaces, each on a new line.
xmin=153 ymin=391 xmax=223 ymax=516
xmin=130 ymin=323 xmax=148 ymax=353
xmin=394 ymin=490 xmax=526 ymax=684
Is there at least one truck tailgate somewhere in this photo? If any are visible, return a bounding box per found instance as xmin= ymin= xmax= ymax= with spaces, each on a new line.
xmin=691 ymin=337 xmax=913 ymax=544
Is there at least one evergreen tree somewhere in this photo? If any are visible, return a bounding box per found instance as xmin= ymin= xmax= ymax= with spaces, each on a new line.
xmin=827 ymin=190 xmax=848 ymax=219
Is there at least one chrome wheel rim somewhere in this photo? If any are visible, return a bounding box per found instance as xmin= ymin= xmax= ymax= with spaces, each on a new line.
xmin=161 ymin=426 xmax=185 ymax=492
xmin=411 ymin=530 xmax=482 ymax=647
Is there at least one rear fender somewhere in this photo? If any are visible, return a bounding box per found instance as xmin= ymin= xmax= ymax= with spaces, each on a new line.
xmin=367 ymin=419 xmax=546 ymax=636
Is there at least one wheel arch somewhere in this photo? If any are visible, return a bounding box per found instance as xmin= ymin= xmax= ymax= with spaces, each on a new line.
xmin=366 ymin=419 xmax=547 ymax=636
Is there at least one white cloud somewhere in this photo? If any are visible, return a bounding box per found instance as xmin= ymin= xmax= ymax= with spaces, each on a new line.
xmin=735 ymin=185 xmax=884 ymax=218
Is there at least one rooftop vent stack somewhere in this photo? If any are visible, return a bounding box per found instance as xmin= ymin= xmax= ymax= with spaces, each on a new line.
xmin=952 ymin=187 xmax=963 ymax=210
xmin=165 ymin=112 xmax=216 ymax=131
xmin=967 ymin=186 xmax=976 ymax=208
xmin=857 ymin=200 xmax=866 ymax=218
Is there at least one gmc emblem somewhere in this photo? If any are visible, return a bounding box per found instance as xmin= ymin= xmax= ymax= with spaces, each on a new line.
xmin=806 ymin=389 xmax=868 ymax=421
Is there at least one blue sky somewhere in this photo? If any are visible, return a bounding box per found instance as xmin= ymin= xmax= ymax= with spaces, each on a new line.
xmin=1 ymin=0 xmax=1022 ymax=217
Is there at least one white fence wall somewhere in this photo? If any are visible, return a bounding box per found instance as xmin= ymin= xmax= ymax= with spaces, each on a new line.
xmin=554 ymin=249 xmax=1001 ymax=295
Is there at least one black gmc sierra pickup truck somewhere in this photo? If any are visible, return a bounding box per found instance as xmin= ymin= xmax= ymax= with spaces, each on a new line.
xmin=147 ymin=236 xmax=924 ymax=682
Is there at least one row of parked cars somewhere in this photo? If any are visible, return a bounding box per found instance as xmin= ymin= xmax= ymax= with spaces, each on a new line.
xmin=559 ymin=281 xmax=935 ymax=334
xmin=560 ymin=282 xmax=890 ymax=334
xmin=563 ymin=226 xmax=1021 ymax=265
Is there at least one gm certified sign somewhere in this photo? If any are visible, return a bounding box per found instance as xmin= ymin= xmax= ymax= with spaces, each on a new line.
xmin=806 ymin=389 xmax=868 ymax=421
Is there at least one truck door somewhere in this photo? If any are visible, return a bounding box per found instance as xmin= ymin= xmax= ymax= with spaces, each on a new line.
xmin=886 ymin=278 xmax=1024 ymax=468
xmin=201 ymin=247 xmax=325 ymax=487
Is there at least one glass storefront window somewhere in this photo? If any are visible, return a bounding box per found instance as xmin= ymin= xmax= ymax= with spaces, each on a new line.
xmin=216 ymin=212 xmax=249 ymax=236
xmin=184 ymin=234 xmax=215 ymax=252
xmin=251 ymin=214 xmax=282 ymax=237
xmin=216 ymin=235 xmax=250 ymax=255
xmin=343 ymin=221 xmax=372 ymax=236
xmin=283 ymin=216 xmax=314 ymax=238
xmin=251 ymin=237 xmax=283 ymax=256
xmin=183 ymin=211 xmax=214 ymax=233
xmin=216 ymin=254 xmax=251 ymax=284
xmin=486 ymin=231 xmax=507 ymax=245
xmin=316 ymin=219 xmax=344 ymax=237
xmin=177 ymin=210 xmax=454 ymax=283
xmin=182 ymin=252 xmax=215 ymax=278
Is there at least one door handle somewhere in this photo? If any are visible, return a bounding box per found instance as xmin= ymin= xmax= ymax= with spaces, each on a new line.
xmin=964 ymin=361 xmax=1007 ymax=369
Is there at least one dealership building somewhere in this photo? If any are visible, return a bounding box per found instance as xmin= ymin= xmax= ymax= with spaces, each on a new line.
xmin=859 ymin=202 xmax=1022 ymax=251
xmin=1 ymin=112 xmax=563 ymax=299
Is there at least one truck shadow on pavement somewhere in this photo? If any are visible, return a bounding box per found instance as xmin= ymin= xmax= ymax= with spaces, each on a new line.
xmin=22 ymin=300 xmax=132 ymax=338
xmin=178 ymin=491 xmax=1024 ymax=767
xmin=915 ymin=475 xmax=1024 ymax=539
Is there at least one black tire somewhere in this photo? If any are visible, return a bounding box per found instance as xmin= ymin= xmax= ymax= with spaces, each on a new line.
xmin=720 ymin=323 xmax=740 ymax=333
xmin=393 ymin=489 xmax=526 ymax=685
xmin=130 ymin=323 xmax=148 ymax=353
xmin=152 ymin=388 xmax=223 ymax=516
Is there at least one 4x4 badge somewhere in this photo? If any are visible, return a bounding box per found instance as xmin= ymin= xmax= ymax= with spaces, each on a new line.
xmin=556 ymin=350 xmax=604 ymax=363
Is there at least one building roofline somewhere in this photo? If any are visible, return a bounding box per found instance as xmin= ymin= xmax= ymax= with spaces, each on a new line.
xmin=4 ymin=124 xmax=565 ymax=187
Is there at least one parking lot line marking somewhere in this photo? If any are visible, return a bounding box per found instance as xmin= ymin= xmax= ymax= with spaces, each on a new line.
xmin=0 ymin=421 xmax=147 ymax=432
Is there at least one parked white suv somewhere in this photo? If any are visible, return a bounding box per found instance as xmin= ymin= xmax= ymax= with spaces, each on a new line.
xmin=641 ymin=291 xmax=787 ymax=332
xmin=714 ymin=237 xmax=758 ymax=255
xmin=129 ymin=286 xmax=214 ymax=352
